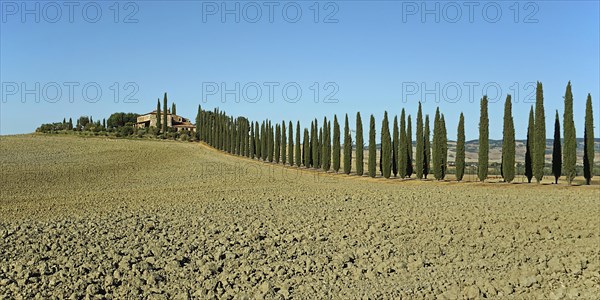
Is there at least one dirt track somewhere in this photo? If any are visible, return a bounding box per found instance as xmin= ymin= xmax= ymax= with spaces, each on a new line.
xmin=1 ymin=135 xmax=598 ymax=299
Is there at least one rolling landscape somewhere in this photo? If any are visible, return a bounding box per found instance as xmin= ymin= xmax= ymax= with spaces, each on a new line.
xmin=1 ymin=134 xmax=598 ymax=299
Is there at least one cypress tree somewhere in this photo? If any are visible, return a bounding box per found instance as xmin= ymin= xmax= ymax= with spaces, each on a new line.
xmin=424 ymin=115 xmax=431 ymax=179
xmin=255 ymin=122 xmax=261 ymax=159
xmin=275 ymin=124 xmax=281 ymax=163
xmin=262 ymin=121 xmax=266 ymax=159
xmin=323 ymin=119 xmax=331 ymax=171
xmin=295 ymin=121 xmax=301 ymax=167
xmin=163 ymin=93 xmax=168 ymax=134
xmin=456 ymin=113 xmax=465 ymax=181
xmin=478 ymin=96 xmax=489 ymax=182
xmin=369 ymin=115 xmax=376 ymax=178
xmin=250 ymin=122 xmax=255 ymax=159
xmin=268 ymin=121 xmax=274 ymax=162
xmin=392 ymin=116 xmax=399 ymax=177
xmin=381 ymin=111 xmax=392 ymax=179
xmin=235 ymin=120 xmax=240 ymax=154
xmin=240 ymin=120 xmax=245 ymax=155
xmin=261 ymin=122 xmax=267 ymax=160
xmin=156 ymin=99 xmax=162 ymax=133
xmin=303 ymin=128 xmax=310 ymax=167
xmin=288 ymin=121 xmax=294 ymax=166
xmin=440 ymin=114 xmax=447 ymax=179
xmin=264 ymin=121 xmax=269 ymax=161
xmin=321 ymin=117 xmax=328 ymax=171
xmin=406 ymin=115 xmax=413 ymax=178
xmin=318 ymin=127 xmax=323 ymax=169
xmin=433 ymin=108 xmax=442 ymax=180
xmin=343 ymin=114 xmax=352 ymax=174
xmin=282 ymin=121 xmax=287 ymax=165
xmin=502 ymin=95 xmax=516 ymax=183
xmin=196 ymin=105 xmax=202 ymax=140
xmin=563 ymin=81 xmax=576 ymax=184
xmin=552 ymin=111 xmax=562 ymax=184
xmin=534 ymin=81 xmax=546 ymax=183
xmin=333 ymin=115 xmax=341 ymax=172
xmin=312 ymin=118 xmax=321 ymax=168
xmin=415 ymin=103 xmax=424 ymax=179
xmin=171 ymin=103 xmax=176 ymax=115
xmin=525 ymin=106 xmax=535 ymax=183
xmin=308 ymin=121 xmax=316 ymax=167
xmin=241 ymin=120 xmax=245 ymax=155
xmin=584 ymin=94 xmax=595 ymax=185
xmin=68 ymin=118 xmax=73 ymax=130
xmin=399 ymin=109 xmax=407 ymax=178
xmin=312 ymin=120 xmax=319 ymax=168
xmin=260 ymin=121 xmax=267 ymax=161
xmin=230 ymin=119 xmax=235 ymax=154
xmin=356 ymin=112 xmax=364 ymax=176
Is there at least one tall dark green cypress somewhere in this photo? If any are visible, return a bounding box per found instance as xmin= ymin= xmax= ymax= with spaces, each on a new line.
xmin=432 ymin=108 xmax=442 ymax=180
xmin=312 ymin=119 xmax=319 ymax=168
xmin=171 ymin=103 xmax=176 ymax=115
xmin=392 ymin=116 xmax=399 ymax=177
xmin=321 ymin=117 xmax=328 ymax=171
xmin=269 ymin=121 xmax=274 ymax=162
xmin=295 ymin=121 xmax=301 ymax=167
xmin=288 ymin=121 xmax=294 ymax=166
xmin=262 ymin=121 xmax=267 ymax=161
xmin=525 ymin=107 xmax=535 ymax=183
xmin=406 ymin=115 xmax=413 ymax=178
xmin=456 ymin=113 xmax=465 ymax=181
xmin=250 ymin=122 xmax=255 ymax=159
xmin=343 ymin=114 xmax=352 ymax=174
xmin=584 ymin=94 xmax=595 ymax=185
xmin=282 ymin=121 xmax=287 ymax=165
xmin=255 ymin=122 xmax=261 ymax=160
xmin=156 ymin=99 xmax=162 ymax=133
xmin=308 ymin=121 xmax=316 ymax=167
xmin=323 ymin=119 xmax=331 ymax=171
xmin=399 ymin=109 xmax=407 ymax=178
xmin=333 ymin=115 xmax=341 ymax=173
xmin=478 ymin=96 xmax=489 ymax=182
xmin=303 ymin=128 xmax=310 ymax=167
xmin=502 ymin=95 xmax=516 ymax=183
xmin=318 ymin=119 xmax=322 ymax=168
xmin=355 ymin=112 xmax=364 ymax=176
xmin=317 ymin=127 xmax=323 ymax=169
xmin=440 ymin=114 xmax=447 ymax=179
xmin=163 ymin=93 xmax=168 ymax=134
xmin=563 ymin=81 xmax=576 ymax=184
xmin=381 ymin=111 xmax=392 ymax=179
xmin=424 ymin=115 xmax=431 ymax=179
xmin=245 ymin=120 xmax=250 ymax=157
xmin=369 ymin=115 xmax=376 ymax=178
xmin=534 ymin=82 xmax=546 ymax=183
xmin=415 ymin=103 xmax=424 ymax=179
xmin=195 ymin=105 xmax=201 ymax=140
xmin=275 ymin=124 xmax=281 ymax=163
xmin=552 ymin=111 xmax=562 ymax=184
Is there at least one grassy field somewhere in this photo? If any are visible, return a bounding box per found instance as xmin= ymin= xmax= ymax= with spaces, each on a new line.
xmin=1 ymin=134 xmax=599 ymax=299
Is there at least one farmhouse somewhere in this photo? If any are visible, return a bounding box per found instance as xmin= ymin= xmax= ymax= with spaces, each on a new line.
xmin=134 ymin=109 xmax=196 ymax=132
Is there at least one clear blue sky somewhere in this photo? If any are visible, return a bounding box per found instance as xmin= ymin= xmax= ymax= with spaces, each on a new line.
xmin=1 ymin=1 xmax=599 ymax=140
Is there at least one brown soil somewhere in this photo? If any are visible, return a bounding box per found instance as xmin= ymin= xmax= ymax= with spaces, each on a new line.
xmin=1 ymin=135 xmax=598 ymax=299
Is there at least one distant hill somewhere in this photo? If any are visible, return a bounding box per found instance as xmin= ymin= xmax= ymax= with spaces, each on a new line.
xmin=372 ymin=139 xmax=600 ymax=165
xmin=452 ymin=138 xmax=600 ymax=164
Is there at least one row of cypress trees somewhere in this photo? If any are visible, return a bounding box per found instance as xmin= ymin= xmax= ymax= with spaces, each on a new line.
xmin=194 ymin=82 xmax=595 ymax=185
